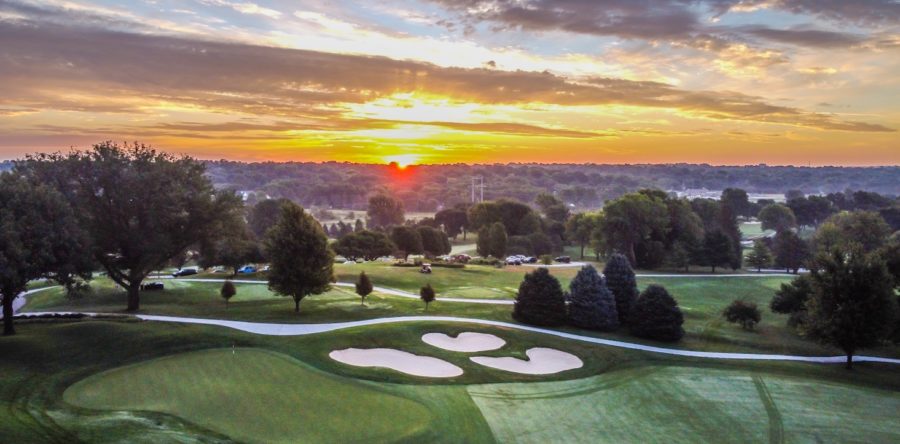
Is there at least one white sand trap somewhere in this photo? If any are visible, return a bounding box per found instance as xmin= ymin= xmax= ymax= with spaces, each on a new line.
xmin=470 ymin=348 xmax=583 ymax=375
xmin=422 ymin=332 xmax=506 ymax=352
xmin=329 ymin=348 xmax=463 ymax=378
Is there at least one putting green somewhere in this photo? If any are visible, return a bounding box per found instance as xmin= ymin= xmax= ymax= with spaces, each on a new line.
xmin=468 ymin=366 xmax=900 ymax=443
xmin=64 ymin=348 xmax=433 ymax=443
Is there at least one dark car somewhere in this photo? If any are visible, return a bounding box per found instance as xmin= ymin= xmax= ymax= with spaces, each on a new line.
xmin=524 ymin=256 xmax=538 ymax=264
xmin=141 ymin=282 xmax=164 ymax=291
xmin=172 ymin=268 xmax=198 ymax=277
xmin=554 ymin=256 xmax=571 ymax=264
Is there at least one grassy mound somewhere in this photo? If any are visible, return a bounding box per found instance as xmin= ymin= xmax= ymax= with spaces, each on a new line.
xmin=64 ymin=348 xmax=432 ymax=443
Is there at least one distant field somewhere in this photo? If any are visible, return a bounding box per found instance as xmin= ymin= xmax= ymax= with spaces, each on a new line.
xmin=739 ymin=221 xmax=774 ymax=240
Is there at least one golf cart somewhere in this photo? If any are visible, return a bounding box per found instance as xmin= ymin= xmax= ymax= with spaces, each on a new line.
xmin=420 ymin=263 xmax=432 ymax=274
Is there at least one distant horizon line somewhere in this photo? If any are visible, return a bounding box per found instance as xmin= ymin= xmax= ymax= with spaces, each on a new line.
xmin=2 ymin=156 xmax=899 ymax=169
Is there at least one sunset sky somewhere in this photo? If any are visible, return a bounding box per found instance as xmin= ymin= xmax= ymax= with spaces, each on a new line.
xmin=1 ymin=0 xmax=898 ymax=165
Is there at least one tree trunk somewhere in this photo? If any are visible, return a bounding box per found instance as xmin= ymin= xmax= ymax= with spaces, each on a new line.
xmin=425 ymin=302 xmax=429 ymax=312
xmin=846 ymin=353 xmax=853 ymax=370
xmin=626 ymin=242 xmax=637 ymax=268
xmin=126 ymin=284 xmax=141 ymax=311
xmin=294 ymin=297 xmax=301 ymax=313
xmin=580 ymin=244 xmax=585 ymax=259
xmin=2 ymin=296 xmax=15 ymax=336
xmin=711 ymin=265 xmax=716 ymax=273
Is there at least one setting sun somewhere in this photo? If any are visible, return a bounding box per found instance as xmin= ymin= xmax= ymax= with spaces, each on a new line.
xmin=383 ymin=154 xmax=421 ymax=169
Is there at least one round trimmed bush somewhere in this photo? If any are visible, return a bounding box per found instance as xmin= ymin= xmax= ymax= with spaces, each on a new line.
xmin=629 ymin=284 xmax=684 ymax=342
xmin=723 ymin=299 xmax=761 ymax=330
xmin=513 ymin=267 xmax=567 ymax=326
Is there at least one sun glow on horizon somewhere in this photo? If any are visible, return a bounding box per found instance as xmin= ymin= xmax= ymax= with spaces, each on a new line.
xmin=383 ymin=154 xmax=421 ymax=168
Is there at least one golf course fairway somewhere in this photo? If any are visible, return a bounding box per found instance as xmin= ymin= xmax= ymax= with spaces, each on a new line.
xmin=63 ymin=348 xmax=432 ymax=444
xmin=468 ymin=366 xmax=900 ymax=443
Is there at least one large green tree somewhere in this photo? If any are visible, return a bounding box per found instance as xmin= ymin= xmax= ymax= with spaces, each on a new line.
xmin=0 ymin=173 xmax=92 ymax=335
xmin=745 ymin=239 xmax=773 ymax=272
xmin=264 ymin=202 xmax=334 ymax=313
xmin=20 ymin=142 xmax=242 ymax=311
xmin=333 ymin=230 xmax=396 ymax=261
xmin=804 ymin=247 xmax=897 ymax=369
xmin=598 ymin=192 xmax=668 ymax=266
xmin=199 ymin=220 xmax=263 ymax=276
xmin=721 ymin=188 xmax=753 ymax=218
xmin=774 ymin=230 xmax=809 ymax=274
xmin=565 ymin=212 xmax=600 ymax=259
xmin=367 ymin=194 xmax=405 ymax=230
xmin=812 ymin=211 xmax=891 ymax=255
xmin=758 ymin=203 xmax=797 ymax=233
xmin=699 ymin=229 xmax=735 ymax=273
xmin=434 ymin=207 xmax=468 ymax=239
xmin=488 ymin=222 xmax=508 ymax=258
xmin=247 ymin=198 xmax=292 ymax=238
xmin=417 ymin=226 xmax=451 ymax=258
xmin=390 ymin=226 xmax=423 ymax=260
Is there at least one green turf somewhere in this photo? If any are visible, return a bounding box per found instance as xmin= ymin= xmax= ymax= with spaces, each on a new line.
xmin=64 ymin=348 xmax=432 ymax=444
xmin=468 ymin=366 xmax=900 ymax=443
xmin=23 ymin=269 xmax=900 ymax=359
xmin=740 ymin=222 xmax=773 ymax=240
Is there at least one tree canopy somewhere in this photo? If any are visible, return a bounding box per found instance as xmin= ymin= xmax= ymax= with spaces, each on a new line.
xmin=804 ymin=247 xmax=897 ymax=369
xmin=19 ymin=142 xmax=242 ymax=311
xmin=367 ymin=194 xmax=405 ymax=230
xmin=0 ymin=172 xmax=92 ymax=335
xmin=264 ymin=201 xmax=334 ymax=313
xmin=333 ymin=230 xmax=395 ymax=261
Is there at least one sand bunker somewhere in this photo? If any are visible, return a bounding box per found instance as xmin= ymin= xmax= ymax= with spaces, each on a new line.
xmin=470 ymin=348 xmax=583 ymax=375
xmin=422 ymin=332 xmax=506 ymax=352
xmin=329 ymin=348 xmax=463 ymax=378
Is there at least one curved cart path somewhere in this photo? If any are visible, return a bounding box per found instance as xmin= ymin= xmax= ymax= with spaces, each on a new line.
xmin=14 ymin=281 xmax=897 ymax=366
xmin=19 ymin=310 xmax=900 ymax=366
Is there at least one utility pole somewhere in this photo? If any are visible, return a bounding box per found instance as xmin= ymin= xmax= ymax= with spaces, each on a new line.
xmin=471 ymin=176 xmax=485 ymax=203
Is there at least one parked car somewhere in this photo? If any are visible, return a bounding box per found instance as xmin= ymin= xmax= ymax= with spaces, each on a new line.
xmin=505 ymin=256 xmax=523 ymax=266
xmin=554 ymin=256 xmax=571 ymax=264
xmin=524 ymin=256 xmax=538 ymax=264
xmin=237 ymin=265 xmax=257 ymax=274
xmin=449 ymin=254 xmax=471 ymax=263
xmin=172 ymin=268 xmax=198 ymax=277
xmin=141 ymin=282 xmax=164 ymax=291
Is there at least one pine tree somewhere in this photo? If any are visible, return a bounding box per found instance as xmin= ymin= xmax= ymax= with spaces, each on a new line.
xmin=356 ymin=271 xmax=373 ymax=305
xmin=488 ymin=222 xmax=508 ymax=258
xmin=420 ymin=283 xmax=435 ymax=311
xmin=746 ymin=239 xmax=773 ymax=272
xmin=629 ymin=284 xmax=685 ymax=342
xmin=220 ymin=280 xmax=236 ymax=307
xmin=603 ymin=254 xmax=638 ymax=324
xmin=513 ymin=268 xmax=567 ymax=326
xmin=568 ymin=265 xmax=619 ymax=331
